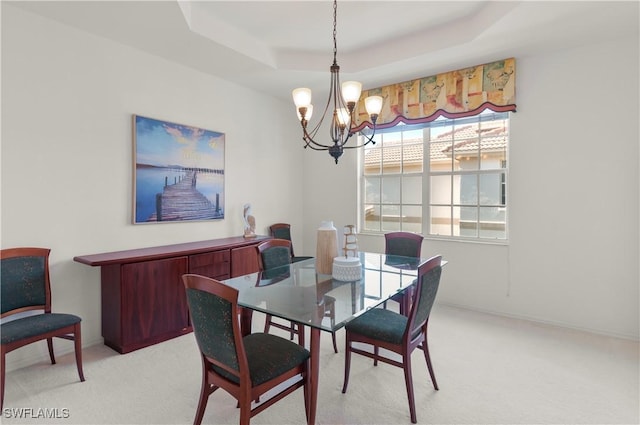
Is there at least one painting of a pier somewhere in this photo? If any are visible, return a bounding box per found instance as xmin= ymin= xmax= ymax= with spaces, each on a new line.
xmin=133 ymin=115 xmax=225 ymax=224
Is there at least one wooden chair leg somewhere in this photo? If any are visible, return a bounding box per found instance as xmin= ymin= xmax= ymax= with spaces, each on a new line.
xmin=239 ymin=402 xmax=251 ymax=425
xmin=47 ymin=337 xmax=56 ymax=364
xmin=331 ymin=332 xmax=338 ymax=354
xmin=341 ymin=337 xmax=351 ymax=393
xmin=263 ymin=315 xmax=272 ymax=333
xmin=400 ymin=292 xmax=408 ymax=316
xmin=422 ymin=337 xmax=439 ymax=390
xmin=1 ymin=350 xmax=5 ymax=410
xmin=194 ymin=360 xmax=213 ymax=425
xmin=290 ymin=321 xmax=297 ymax=341
xmin=403 ymin=354 xmax=417 ymax=424
xmin=297 ymin=325 xmax=305 ymax=347
xmin=303 ymin=359 xmax=310 ymax=422
xmin=74 ymin=325 xmax=85 ymax=382
xmin=193 ymin=383 xmax=211 ymax=425
xmin=373 ymin=346 xmax=379 ymax=366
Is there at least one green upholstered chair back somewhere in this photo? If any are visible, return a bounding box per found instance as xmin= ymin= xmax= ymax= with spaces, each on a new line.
xmin=183 ymin=275 xmax=242 ymax=378
xmin=385 ymin=232 xmax=424 ymax=259
xmin=261 ymin=247 xmax=291 ymax=270
xmin=270 ymin=224 xmax=292 ymax=242
xmin=270 ymin=223 xmax=304 ymax=259
xmin=1 ymin=248 xmax=50 ymax=316
xmin=257 ymin=239 xmax=292 ymax=271
xmin=407 ymin=256 xmax=442 ymax=339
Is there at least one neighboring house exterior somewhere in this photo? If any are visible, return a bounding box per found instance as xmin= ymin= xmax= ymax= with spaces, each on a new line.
xmin=363 ymin=119 xmax=508 ymax=238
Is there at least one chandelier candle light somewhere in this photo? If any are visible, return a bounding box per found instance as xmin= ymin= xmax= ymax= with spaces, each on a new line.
xmin=292 ymin=0 xmax=383 ymax=164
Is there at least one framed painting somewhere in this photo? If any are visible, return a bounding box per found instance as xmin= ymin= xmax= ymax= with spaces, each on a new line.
xmin=133 ymin=115 xmax=225 ymax=224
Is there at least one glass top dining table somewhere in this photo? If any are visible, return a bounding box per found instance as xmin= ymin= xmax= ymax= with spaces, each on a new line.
xmin=224 ymin=252 xmax=426 ymax=333
xmin=222 ymin=251 xmax=440 ymax=425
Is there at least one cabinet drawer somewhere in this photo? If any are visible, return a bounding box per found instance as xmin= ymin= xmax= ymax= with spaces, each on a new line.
xmin=189 ymin=250 xmax=230 ymax=279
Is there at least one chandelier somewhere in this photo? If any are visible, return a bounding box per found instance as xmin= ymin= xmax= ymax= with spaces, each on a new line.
xmin=292 ymin=0 xmax=383 ymax=164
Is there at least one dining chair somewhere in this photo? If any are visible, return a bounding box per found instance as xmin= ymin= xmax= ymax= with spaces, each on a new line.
xmin=182 ymin=274 xmax=310 ymax=425
xmin=383 ymin=231 xmax=424 ymax=316
xmin=341 ymin=255 xmax=442 ymax=424
xmin=269 ymin=223 xmax=313 ymax=263
xmin=1 ymin=247 xmax=85 ymax=409
xmin=256 ymin=239 xmax=305 ymax=346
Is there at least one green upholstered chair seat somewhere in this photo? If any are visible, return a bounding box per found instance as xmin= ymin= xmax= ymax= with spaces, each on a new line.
xmin=345 ymin=308 xmax=408 ymax=345
xmin=1 ymin=313 xmax=81 ymax=345
xmin=211 ymin=333 xmax=310 ymax=386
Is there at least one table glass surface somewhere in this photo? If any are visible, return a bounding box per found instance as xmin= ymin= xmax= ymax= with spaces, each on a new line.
xmin=222 ymin=252 xmax=429 ymax=333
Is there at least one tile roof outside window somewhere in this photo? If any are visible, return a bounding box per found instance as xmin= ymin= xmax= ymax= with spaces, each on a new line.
xmin=364 ymin=123 xmax=507 ymax=168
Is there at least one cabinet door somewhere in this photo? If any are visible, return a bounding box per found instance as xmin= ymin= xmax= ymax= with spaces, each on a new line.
xmin=231 ymin=245 xmax=260 ymax=277
xmin=121 ymin=257 xmax=189 ymax=348
xmin=189 ymin=250 xmax=230 ymax=280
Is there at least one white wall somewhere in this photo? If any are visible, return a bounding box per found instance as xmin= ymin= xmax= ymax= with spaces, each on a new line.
xmin=301 ymin=37 xmax=640 ymax=340
xmin=1 ymin=5 xmax=305 ymax=370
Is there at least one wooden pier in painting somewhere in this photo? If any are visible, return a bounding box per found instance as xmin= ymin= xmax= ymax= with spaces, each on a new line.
xmin=147 ymin=171 xmax=222 ymax=221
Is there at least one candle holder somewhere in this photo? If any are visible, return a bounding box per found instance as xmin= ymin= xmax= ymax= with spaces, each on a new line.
xmin=333 ymin=224 xmax=362 ymax=282
xmin=342 ymin=225 xmax=358 ymax=257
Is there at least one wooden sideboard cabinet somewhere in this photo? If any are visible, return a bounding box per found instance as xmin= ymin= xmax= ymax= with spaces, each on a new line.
xmin=74 ymin=236 xmax=270 ymax=353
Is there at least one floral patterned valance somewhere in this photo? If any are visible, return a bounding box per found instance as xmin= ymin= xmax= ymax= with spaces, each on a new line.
xmin=353 ymin=58 xmax=516 ymax=131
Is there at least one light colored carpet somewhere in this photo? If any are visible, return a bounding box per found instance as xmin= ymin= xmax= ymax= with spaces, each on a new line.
xmin=2 ymin=305 xmax=638 ymax=425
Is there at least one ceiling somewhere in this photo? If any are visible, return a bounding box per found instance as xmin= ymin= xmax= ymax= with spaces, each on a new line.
xmin=8 ymin=1 xmax=639 ymax=103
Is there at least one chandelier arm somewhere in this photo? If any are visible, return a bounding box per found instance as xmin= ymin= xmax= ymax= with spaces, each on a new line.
xmin=331 ymin=64 xmax=350 ymax=147
xmin=301 ymin=66 xmax=343 ymax=149
xmin=342 ymin=127 xmax=378 ymax=149
xmin=304 ymin=142 xmax=331 ymax=151
xmin=301 ymin=123 xmax=332 ymax=150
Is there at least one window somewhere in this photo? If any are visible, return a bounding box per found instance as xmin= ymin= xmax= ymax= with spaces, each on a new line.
xmin=360 ymin=111 xmax=509 ymax=241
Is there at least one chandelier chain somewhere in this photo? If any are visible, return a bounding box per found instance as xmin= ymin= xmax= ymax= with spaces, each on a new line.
xmin=333 ymin=0 xmax=338 ymax=65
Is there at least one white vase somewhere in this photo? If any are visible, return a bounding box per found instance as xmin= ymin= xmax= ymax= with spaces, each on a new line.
xmin=316 ymin=221 xmax=339 ymax=274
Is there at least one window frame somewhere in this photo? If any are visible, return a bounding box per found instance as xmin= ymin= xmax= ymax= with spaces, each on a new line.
xmin=359 ymin=111 xmax=510 ymax=243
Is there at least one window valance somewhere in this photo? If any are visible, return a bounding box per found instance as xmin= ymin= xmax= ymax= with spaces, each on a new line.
xmin=353 ymin=58 xmax=516 ymax=131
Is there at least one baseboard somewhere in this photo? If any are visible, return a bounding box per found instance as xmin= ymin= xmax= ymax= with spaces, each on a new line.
xmin=436 ymin=301 xmax=640 ymax=342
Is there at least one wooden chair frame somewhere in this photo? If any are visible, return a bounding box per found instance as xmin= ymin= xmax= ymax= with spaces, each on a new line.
xmin=256 ymin=238 xmax=293 ymax=271
xmin=269 ymin=223 xmax=313 ymax=263
xmin=256 ymin=239 xmax=306 ymax=346
xmin=384 ymin=232 xmax=424 ymax=316
xmin=342 ymin=255 xmax=442 ymax=424
xmin=1 ymin=247 xmax=85 ymax=410
xmin=183 ymin=274 xmax=310 ymax=425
